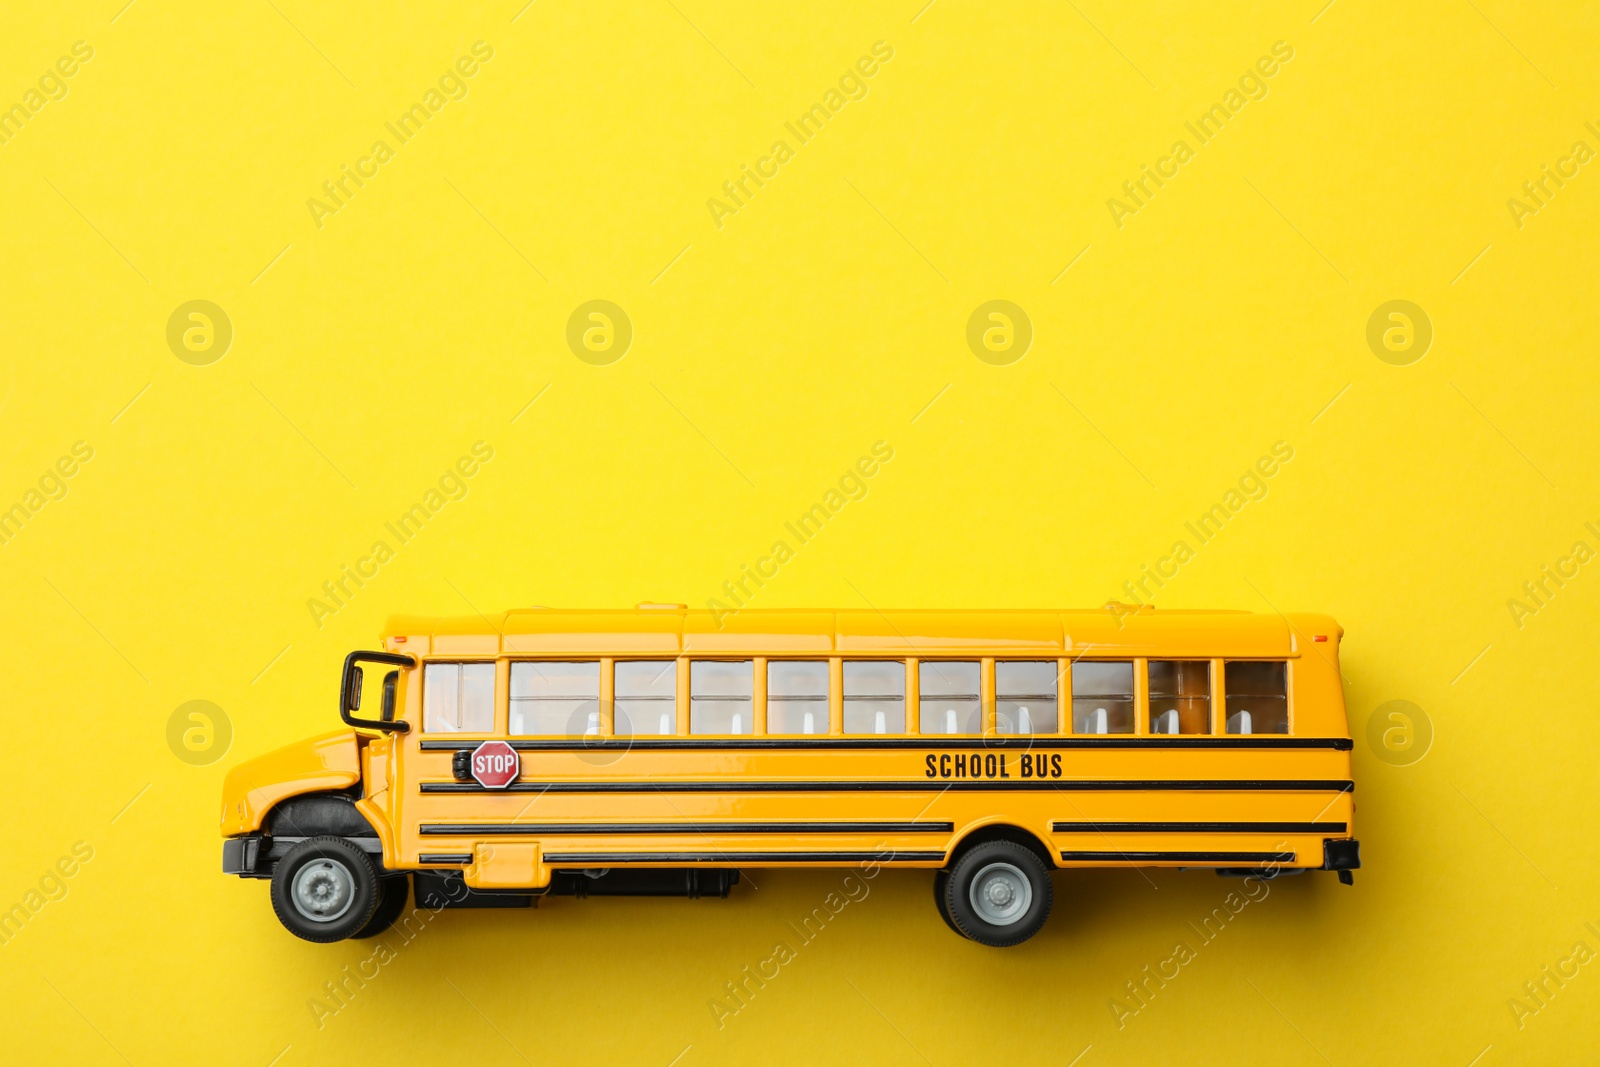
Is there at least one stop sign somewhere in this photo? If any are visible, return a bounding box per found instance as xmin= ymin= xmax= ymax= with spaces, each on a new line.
xmin=469 ymin=740 xmax=520 ymax=789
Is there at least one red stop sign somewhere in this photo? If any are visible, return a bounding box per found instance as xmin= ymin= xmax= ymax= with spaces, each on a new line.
xmin=469 ymin=740 xmax=520 ymax=789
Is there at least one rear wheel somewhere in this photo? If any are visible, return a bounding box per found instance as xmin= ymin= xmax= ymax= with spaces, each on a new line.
xmin=352 ymin=876 xmax=410 ymax=939
xmin=942 ymin=840 xmax=1052 ymax=947
xmin=270 ymin=837 xmax=379 ymax=943
xmin=933 ymin=870 xmax=967 ymax=938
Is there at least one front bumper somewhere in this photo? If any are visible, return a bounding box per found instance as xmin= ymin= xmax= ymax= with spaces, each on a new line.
xmin=222 ymin=835 xmax=266 ymax=878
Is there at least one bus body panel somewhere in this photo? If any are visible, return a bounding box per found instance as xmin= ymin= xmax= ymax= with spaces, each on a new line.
xmin=391 ymin=742 xmax=1353 ymax=876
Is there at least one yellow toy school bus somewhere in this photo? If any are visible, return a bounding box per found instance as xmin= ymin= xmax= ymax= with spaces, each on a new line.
xmin=220 ymin=605 xmax=1359 ymax=946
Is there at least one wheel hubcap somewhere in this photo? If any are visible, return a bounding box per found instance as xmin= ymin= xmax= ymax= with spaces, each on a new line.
xmin=292 ymin=859 xmax=355 ymax=922
xmin=969 ymin=862 xmax=1031 ymax=926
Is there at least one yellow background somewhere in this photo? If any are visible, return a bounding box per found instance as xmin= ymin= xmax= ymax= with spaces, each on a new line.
xmin=2 ymin=1 xmax=1597 ymax=1063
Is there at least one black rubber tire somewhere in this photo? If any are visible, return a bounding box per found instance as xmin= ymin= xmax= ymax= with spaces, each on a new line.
xmin=352 ymin=876 xmax=410 ymax=939
xmin=942 ymin=840 xmax=1052 ymax=947
xmin=270 ymin=837 xmax=380 ymax=943
xmin=933 ymin=870 xmax=967 ymax=938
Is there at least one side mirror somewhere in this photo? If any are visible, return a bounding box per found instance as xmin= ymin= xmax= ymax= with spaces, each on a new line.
xmin=340 ymin=651 xmax=415 ymax=733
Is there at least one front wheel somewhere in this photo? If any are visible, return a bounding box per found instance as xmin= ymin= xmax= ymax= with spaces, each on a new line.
xmin=942 ymin=841 xmax=1052 ymax=947
xmin=270 ymin=837 xmax=380 ymax=943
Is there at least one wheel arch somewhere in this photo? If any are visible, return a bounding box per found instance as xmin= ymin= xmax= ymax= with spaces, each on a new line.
xmin=265 ymin=790 xmax=378 ymax=839
xmin=225 ymin=791 xmax=393 ymax=881
xmin=948 ymin=822 xmax=1055 ymax=870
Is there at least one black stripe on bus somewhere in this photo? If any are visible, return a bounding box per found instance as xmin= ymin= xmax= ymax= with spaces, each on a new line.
xmin=419 ymin=737 xmax=1354 ymax=752
xmin=1052 ymin=821 xmax=1347 ymax=834
xmin=419 ymin=821 xmax=955 ymax=836
xmin=541 ymin=850 xmax=946 ymax=864
xmin=1059 ymin=850 xmax=1297 ymax=863
xmin=419 ymin=779 xmax=1354 ymax=794
xmin=418 ymin=853 xmax=472 ymax=864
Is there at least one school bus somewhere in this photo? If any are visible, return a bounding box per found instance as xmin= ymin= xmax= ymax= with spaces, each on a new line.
xmin=220 ymin=605 xmax=1359 ymax=946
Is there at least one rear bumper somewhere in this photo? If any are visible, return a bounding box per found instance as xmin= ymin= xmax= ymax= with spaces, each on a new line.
xmin=1322 ymin=839 xmax=1361 ymax=871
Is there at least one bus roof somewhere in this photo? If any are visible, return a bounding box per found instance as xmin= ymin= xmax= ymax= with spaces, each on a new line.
xmin=380 ymin=607 xmax=1341 ymax=659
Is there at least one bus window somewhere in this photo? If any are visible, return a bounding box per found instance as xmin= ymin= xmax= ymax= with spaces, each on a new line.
xmin=768 ymin=661 xmax=828 ymax=735
xmin=919 ymin=661 xmax=980 ymax=735
xmin=1071 ymin=661 xmax=1134 ymax=734
xmin=996 ymin=661 xmax=1059 ymax=735
xmin=509 ymin=661 xmax=600 ymax=736
xmin=1225 ymin=661 xmax=1288 ymax=734
xmin=422 ymin=662 xmax=495 ymax=733
xmin=1148 ymin=661 xmax=1211 ymax=735
xmin=614 ymin=660 xmax=677 ymax=736
xmin=843 ymin=660 xmax=906 ymax=735
xmin=690 ymin=660 xmax=754 ymax=735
